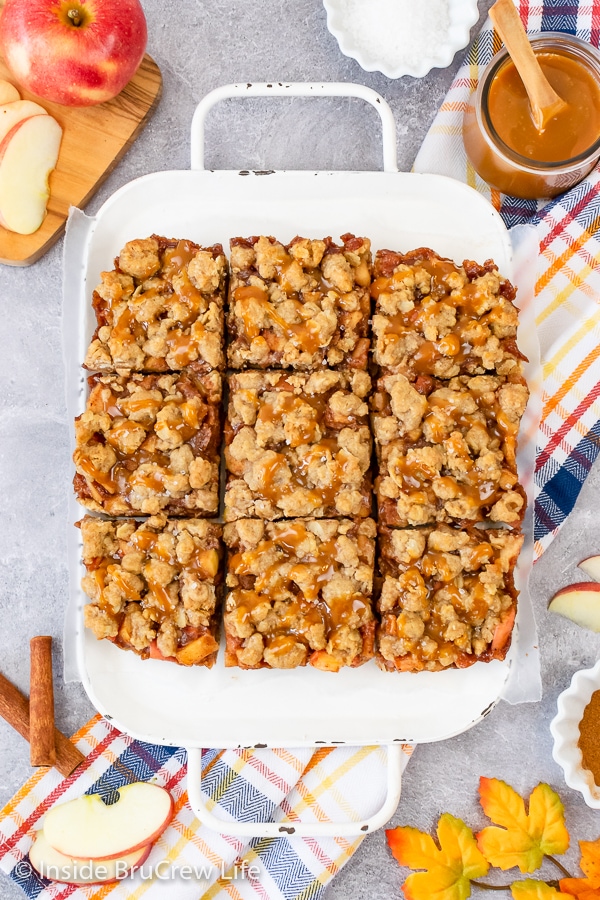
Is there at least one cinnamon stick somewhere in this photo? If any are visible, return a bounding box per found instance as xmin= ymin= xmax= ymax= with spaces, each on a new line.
xmin=0 ymin=671 xmax=84 ymax=776
xmin=30 ymin=637 xmax=57 ymax=766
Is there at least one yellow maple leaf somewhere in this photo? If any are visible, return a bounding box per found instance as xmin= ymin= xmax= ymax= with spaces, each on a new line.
xmin=386 ymin=812 xmax=489 ymax=900
xmin=560 ymin=837 xmax=600 ymax=898
xmin=511 ymin=880 xmax=565 ymax=899
xmin=477 ymin=778 xmax=570 ymax=873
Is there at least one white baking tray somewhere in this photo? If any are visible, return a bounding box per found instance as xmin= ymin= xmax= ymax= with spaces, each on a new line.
xmin=62 ymin=84 xmax=539 ymax=837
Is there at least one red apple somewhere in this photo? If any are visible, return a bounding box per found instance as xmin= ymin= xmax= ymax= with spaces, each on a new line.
xmin=0 ymin=0 xmax=147 ymax=107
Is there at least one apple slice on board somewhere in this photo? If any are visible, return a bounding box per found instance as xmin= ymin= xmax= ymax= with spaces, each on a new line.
xmin=29 ymin=832 xmax=151 ymax=884
xmin=0 ymin=114 xmax=62 ymax=235
xmin=578 ymin=555 xmax=600 ymax=582
xmin=43 ymin=782 xmax=173 ymax=861
xmin=0 ymin=80 xmax=20 ymax=104
xmin=548 ymin=582 xmax=600 ymax=633
xmin=0 ymin=99 xmax=49 ymax=144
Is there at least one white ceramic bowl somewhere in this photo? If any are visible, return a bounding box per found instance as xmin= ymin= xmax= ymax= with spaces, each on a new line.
xmin=550 ymin=660 xmax=600 ymax=808
xmin=323 ymin=0 xmax=479 ymax=79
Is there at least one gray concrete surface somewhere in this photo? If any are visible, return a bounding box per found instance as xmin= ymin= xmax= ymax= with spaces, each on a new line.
xmin=2 ymin=0 xmax=600 ymax=897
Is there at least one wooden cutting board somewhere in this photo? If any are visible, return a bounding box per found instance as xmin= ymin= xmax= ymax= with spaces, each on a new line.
xmin=0 ymin=11 xmax=162 ymax=266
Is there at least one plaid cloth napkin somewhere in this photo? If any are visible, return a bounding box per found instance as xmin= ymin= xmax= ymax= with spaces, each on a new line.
xmin=0 ymin=715 xmax=412 ymax=899
xmin=413 ymin=0 xmax=600 ymax=561
xmin=3 ymin=2 xmax=597 ymax=897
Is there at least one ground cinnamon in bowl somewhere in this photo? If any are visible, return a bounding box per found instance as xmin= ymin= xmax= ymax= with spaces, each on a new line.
xmin=578 ymin=689 xmax=600 ymax=785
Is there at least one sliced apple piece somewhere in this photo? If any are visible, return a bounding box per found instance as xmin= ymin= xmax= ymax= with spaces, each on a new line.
xmin=43 ymin=782 xmax=173 ymax=861
xmin=0 ymin=114 xmax=62 ymax=235
xmin=491 ymin=606 xmax=516 ymax=651
xmin=175 ymin=634 xmax=218 ymax=666
xmin=29 ymin=831 xmax=151 ymax=884
xmin=578 ymin=555 xmax=600 ymax=582
xmin=0 ymin=80 xmax=20 ymax=104
xmin=0 ymin=99 xmax=48 ymax=145
xmin=548 ymin=582 xmax=600 ymax=632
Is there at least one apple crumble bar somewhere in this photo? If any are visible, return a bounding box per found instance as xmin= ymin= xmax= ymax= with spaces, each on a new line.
xmin=73 ymin=370 xmax=221 ymax=516
xmin=371 ymin=248 xmax=525 ymax=379
xmin=224 ymin=369 xmax=372 ymax=521
xmin=224 ymin=518 xmax=376 ymax=670
xmin=84 ymin=236 xmax=227 ymax=373
xmin=372 ymin=371 xmax=528 ymax=527
xmin=227 ymin=234 xmax=371 ymax=370
xmin=80 ymin=515 xmax=223 ymax=667
xmin=377 ymin=524 xmax=523 ymax=671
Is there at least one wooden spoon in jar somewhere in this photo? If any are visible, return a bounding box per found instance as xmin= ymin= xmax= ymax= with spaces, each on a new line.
xmin=489 ymin=0 xmax=567 ymax=132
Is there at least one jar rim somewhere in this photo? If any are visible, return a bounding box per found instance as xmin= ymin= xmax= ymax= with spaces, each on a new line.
xmin=478 ymin=32 xmax=600 ymax=172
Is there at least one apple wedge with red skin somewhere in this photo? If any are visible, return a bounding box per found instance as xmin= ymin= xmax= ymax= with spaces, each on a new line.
xmin=29 ymin=832 xmax=152 ymax=885
xmin=43 ymin=782 xmax=173 ymax=861
xmin=578 ymin=554 xmax=600 ymax=582
xmin=548 ymin=582 xmax=600 ymax=633
xmin=0 ymin=114 xmax=62 ymax=234
xmin=0 ymin=100 xmax=49 ymax=145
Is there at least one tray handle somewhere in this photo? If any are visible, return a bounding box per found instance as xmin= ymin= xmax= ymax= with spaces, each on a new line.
xmin=190 ymin=82 xmax=398 ymax=173
xmin=186 ymin=744 xmax=403 ymax=838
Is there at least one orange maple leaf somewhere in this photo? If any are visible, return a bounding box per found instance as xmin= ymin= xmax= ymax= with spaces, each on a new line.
xmin=386 ymin=812 xmax=489 ymax=900
xmin=560 ymin=837 xmax=600 ymax=899
xmin=511 ymin=880 xmax=565 ymax=899
xmin=477 ymin=778 xmax=569 ymax=873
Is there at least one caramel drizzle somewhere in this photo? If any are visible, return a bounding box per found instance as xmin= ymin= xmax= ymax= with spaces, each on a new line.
xmin=233 ymin=243 xmax=361 ymax=355
xmin=237 ymin=387 xmax=367 ymax=512
xmin=230 ymin=523 xmax=370 ymax=651
xmin=103 ymin=240 xmax=214 ymax=366
xmin=424 ymin=387 xmax=518 ymax=465
xmin=234 ymin=285 xmax=322 ymax=356
xmin=374 ymin=260 xmax=513 ymax=375
xmin=78 ymin=385 xmax=208 ymax=506
xmin=88 ymin=525 xmax=219 ymax=626
xmin=385 ymin=543 xmax=503 ymax=662
xmin=389 ymin=451 xmax=515 ymax=513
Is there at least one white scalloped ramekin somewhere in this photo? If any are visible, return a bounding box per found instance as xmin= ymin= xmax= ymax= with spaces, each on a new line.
xmin=322 ymin=0 xmax=479 ymax=79
xmin=550 ymin=660 xmax=600 ymax=808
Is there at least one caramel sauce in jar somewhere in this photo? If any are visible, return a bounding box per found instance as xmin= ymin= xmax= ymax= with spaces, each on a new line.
xmin=463 ymin=34 xmax=600 ymax=199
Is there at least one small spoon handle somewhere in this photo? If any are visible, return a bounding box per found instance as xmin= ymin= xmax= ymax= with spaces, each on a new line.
xmin=489 ymin=0 xmax=566 ymax=131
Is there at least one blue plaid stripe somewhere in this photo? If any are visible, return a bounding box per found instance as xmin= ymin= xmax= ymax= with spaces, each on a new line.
xmin=535 ymin=421 xmax=600 ymax=541
xmin=201 ymin=757 xmax=285 ymax=824
xmin=249 ymin=838 xmax=318 ymax=899
xmin=85 ymin=741 xmax=182 ymax=800
xmin=10 ymin=868 xmax=46 ymax=900
xmin=540 ymin=5 xmax=579 ymax=34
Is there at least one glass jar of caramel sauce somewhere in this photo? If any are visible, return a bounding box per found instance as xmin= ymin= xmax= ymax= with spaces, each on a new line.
xmin=463 ymin=33 xmax=600 ymax=199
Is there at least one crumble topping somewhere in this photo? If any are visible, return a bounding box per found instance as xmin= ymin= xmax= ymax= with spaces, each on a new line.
xmin=225 ymin=369 xmax=373 ymax=520
xmin=377 ymin=524 xmax=523 ymax=671
xmin=227 ymin=234 xmax=371 ymax=370
xmin=84 ymin=236 xmax=227 ymax=373
xmin=223 ymin=518 xmax=376 ymax=670
xmin=80 ymin=515 xmax=223 ymax=667
xmin=371 ymin=248 xmax=525 ymax=379
xmin=372 ymin=372 xmax=528 ymax=527
xmin=73 ymin=370 xmax=221 ymax=516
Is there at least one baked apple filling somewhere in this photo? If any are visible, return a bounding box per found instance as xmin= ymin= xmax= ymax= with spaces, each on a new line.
xmin=377 ymin=524 xmax=523 ymax=671
xmin=224 ymin=518 xmax=376 ymax=670
xmin=225 ymin=369 xmax=372 ymax=520
xmin=227 ymin=234 xmax=371 ymax=370
xmin=85 ymin=236 xmax=226 ymax=373
xmin=80 ymin=515 xmax=223 ymax=667
xmin=73 ymin=370 xmax=221 ymax=516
